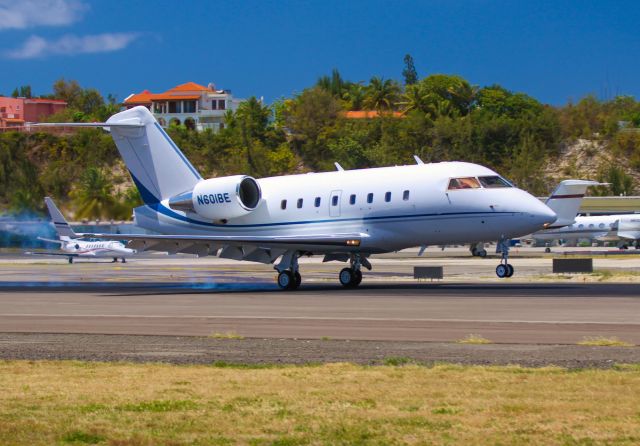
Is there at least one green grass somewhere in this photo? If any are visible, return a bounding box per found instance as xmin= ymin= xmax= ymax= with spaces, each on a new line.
xmin=456 ymin=334 xmax=493 ymax=344
xmin=578 ymin=336 xmax=634 ymax=347
xmin=209 ymin=331 xmax=245 ymax=340
xmin=1 ymin=361 xmax=640 ymax=445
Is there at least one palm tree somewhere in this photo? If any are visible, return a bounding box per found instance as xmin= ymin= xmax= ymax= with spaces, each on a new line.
xmin=71 ymin=167 xmax=118 ymax=219
xmin=342 ymin=82 xmax=366 ymax=110
xmin=363 ymin=77 xmax=401 ymax=111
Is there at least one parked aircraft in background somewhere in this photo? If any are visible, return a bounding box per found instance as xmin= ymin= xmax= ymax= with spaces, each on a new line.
xmin=33 ymin=106 xmax=556 ymax=288
xmin=534 ymin=213 xmax=640 ymax=249
xmin=28 ymin=198 xmax=135 ymax=263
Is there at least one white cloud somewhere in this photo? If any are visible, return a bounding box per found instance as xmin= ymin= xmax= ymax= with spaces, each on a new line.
xmin=0 ymin=0 xmax=87 ymax=30
xmin=6 ymin=33 xmax=141 ymax=59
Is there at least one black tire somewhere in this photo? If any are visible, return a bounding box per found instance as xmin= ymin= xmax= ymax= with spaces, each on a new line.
xmin=353 ymin=269 xmax=363 ymax=286
xmin=505 ymin=263 xmax=514 ymax=277
xmin=68 ymin=257 xmax=73 ymax=264
xmin=496 ymin=264 xmax=507 ymax=278
xmin=545 ymin=247 xmax=551 ymax=253
xmin=339 ymin=268 xmax=355 ymax=288
xmin=294 ymin=271 xmax=301 ymax=288
xmin=277 ymin=271 xmax=295 ymax=290
xmin=478 ymin=249 xmax=487 ymax=258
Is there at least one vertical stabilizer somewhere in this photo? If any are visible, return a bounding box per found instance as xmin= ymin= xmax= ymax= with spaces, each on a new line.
xmin=545 ymin=180 xmax=601 ymax=227
xmin=105 ymin=106 xmax=202 ymax=205
xmin=44 ymin=197 xmax=77 ymax=239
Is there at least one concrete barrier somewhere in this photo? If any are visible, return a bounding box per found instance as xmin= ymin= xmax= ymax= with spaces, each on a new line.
xmin=414 ymin=266 xmax=444 ymax=280
xmin=552 ymin=258 xmax=593 ymax=273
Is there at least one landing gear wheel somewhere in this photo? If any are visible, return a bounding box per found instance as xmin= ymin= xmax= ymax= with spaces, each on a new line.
xmin=339 ymin=267 xmax=360 ymax=288
xmin=478 ymin=249 xmax=487 ymax=258
xmin=545 ymin=247 xmax=551 ymax=253
xmin=353 ymin=269 xmax=363 ymax=286
xmin=496 ymin=264 xmax=508 ymax=278
xmin=294 ymin=271 xmax=301 ymax=288
xmin=505 ymin=264 xmax=514 ymax=278
xmin=121 ymin=258 xmax=126 ymax=263
xmin=277 ymin=271 xmax=298 ymax=290
xmin=68 ymin=257 xmax=73 ymax=264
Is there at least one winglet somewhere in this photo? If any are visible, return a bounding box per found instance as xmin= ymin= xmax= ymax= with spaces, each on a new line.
xmin=334 ymin=162 xmax=344 ymax=171
xmin=413 ymin=155 xmax=424 ymax=165
xmin=44 ymin=197 xmax=77 ymax=239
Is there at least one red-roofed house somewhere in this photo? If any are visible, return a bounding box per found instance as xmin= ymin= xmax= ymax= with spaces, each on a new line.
xmin=123 ymin=82 xmax=245 ymax=131
xmin=0 ymin=97 xmax=67 ymax=129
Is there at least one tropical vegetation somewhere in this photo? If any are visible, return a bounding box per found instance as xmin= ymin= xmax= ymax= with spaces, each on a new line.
xmin=1 ymin=57 xmax=640 ymax=220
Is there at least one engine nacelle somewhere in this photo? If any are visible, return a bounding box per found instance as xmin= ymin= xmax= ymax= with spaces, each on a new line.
xmin=169 ymin=175 xmax=261 ymax=220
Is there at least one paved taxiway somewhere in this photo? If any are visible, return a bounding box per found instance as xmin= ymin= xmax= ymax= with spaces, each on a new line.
xmin=1 ymin=249 xmax=639 ymax=365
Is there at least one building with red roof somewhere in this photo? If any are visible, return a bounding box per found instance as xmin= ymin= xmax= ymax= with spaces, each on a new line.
xmin=123 ymin=82 xmax=245 ymax=132
xmin=0 ymin=97 xmax=67 ymax=130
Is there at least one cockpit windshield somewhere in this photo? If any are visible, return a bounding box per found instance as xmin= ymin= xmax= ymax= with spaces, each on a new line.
xmin=478 ymin=176 xmax=513 ymax=188
xmin=447 ymin=177 xmax=481 ymax=190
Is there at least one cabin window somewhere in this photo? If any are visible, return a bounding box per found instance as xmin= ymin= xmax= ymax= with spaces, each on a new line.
xmin=332 ymin=195 xmax=339 ymax=206
xmin=403 ymin=190 xmax=410 ymax=201
xmin=349 ymin=194 xmax=356 ymax=205
xmin=367 ymin=193 xmax=373 ymax=204
xmin=385 ymin=192 xmax=391 ymax=202
xmin=315 ymin=197 xmax=321 ymax=207
xmin=588 ymin=224 xmax=594 ymax=229
xmin=448 ymin=177 xmax=481 ymax=190
xmin=281 ymin=199 xmax=287 ymax=210
xmin=579 ymin=224 xmax=584 ymax=229
xmin=478 ymin=176 xmax=512 ymax=188
xmin=599 ymin=223 xmax=605 ymax=229
xmin=297 ymin=198 xmax=303 ymax=209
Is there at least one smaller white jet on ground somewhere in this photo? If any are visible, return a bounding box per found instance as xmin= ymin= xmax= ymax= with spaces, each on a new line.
xmin=535 ymin=213 xmax=640 ymax=249
xmin=29 ymin=197 xmax=135 ymax=264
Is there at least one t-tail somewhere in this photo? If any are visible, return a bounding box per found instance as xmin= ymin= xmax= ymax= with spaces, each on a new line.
xmin=44 ymin=197 xmax=76 ymax=241
xmin=105 ymin=106 xmax=203 ymax=206
xmin=544 ymin=180 xmax=602 ymax=228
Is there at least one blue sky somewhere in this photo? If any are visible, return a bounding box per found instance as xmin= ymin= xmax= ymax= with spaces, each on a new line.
xmin=1 ymin=0 xmax=639 ymax=105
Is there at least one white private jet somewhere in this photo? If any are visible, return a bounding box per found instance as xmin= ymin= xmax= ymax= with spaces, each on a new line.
xmin=33 ymin=106 xmax=556 ymax=288
xmin=31 ymin=197 xmax=136 ymax=263
xmin=534 ymin=213 xmax=640 ymax=249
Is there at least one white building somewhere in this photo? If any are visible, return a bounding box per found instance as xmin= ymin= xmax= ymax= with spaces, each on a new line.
xmin=123 ymin=82 xmax=244 ymax=132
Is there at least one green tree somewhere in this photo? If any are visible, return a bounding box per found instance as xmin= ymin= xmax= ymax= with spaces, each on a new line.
xmin=363 ymin=77 xmax=401 ymax=111
xmin=402 ymin=54 xmax=418 ymax=85
xmin=71 ymin=167 xmax=118 ymax=219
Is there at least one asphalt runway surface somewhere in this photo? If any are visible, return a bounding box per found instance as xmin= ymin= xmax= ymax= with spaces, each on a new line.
xmin=1 ymin=251 xmax=639 ymax=366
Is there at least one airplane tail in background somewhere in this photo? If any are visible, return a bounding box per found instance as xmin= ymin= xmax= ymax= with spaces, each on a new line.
xmin=105 ymin=106 xmax=203 ymax=205
xmin=545 ymin=180 xmax=602 ymax=228
xmin=44 ymin=197 xmax=77 ymax=239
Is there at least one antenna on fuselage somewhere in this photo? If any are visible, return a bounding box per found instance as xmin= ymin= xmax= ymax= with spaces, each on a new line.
xmin=413 ymin=155 xmax=424 ymax=165
xmin=334 ymin=162 xmax=344 ymax=171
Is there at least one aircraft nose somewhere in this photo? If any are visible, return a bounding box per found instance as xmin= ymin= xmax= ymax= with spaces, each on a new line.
xmin=529 ymin=198 xmax=557 ymax=228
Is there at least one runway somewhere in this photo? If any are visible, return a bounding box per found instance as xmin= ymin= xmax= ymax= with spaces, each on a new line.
xmin=1 ymin=281 xmax=640 ymax=344
xmin=0 ymin=252 xmax=639 ymax=365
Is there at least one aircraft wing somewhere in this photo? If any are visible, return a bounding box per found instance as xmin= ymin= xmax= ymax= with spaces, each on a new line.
xmin=78 ymin=232 xmax=368 ymax=264
xmin=25 ymin=251 xmax=77 ymax=257
xmin=617 ymin=231 xmax=640 ymax=241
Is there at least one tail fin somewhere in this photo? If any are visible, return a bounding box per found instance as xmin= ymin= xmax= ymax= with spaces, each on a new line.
xmin=545 ymin=180 xmax=601 ymax=228
xmin=44 ymin=197 xmax=76 ymax=239
xmin=106 ymin=106 xmax=202 ymax=205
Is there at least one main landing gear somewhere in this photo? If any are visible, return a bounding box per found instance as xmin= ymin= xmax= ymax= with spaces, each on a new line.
xmin=339 ymin=254 xmax=364 ymax=288
xmin=495 ymin=239 xmax=514 ymax=278
xmin=276 ymin=251 xmax=302 ymax=291
xmin=469 ymin=243 xmax=488 ymax=258
xmin=275 ymin=251 xmax=368 ymax=290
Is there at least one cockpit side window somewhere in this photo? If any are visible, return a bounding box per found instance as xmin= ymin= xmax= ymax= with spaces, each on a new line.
xmin=478 ymin=176 xmax=513 ymax=188
xmin=447 ymin=177 xmax=481 ymax=190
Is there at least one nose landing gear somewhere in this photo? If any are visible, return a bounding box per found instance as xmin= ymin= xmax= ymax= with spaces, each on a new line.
xmin=495 ymin=239 xmax=514 ymax=278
